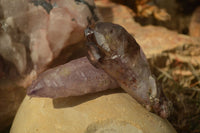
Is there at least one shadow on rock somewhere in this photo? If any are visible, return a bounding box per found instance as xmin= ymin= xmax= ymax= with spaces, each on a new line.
xmin=53 ymin=88 xmax=123 ymax=108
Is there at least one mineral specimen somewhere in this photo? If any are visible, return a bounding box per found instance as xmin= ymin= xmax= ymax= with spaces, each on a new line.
xmin=85 ymin=22 xmax=171 ymax=118
xmin=27 ymin=57 xmax=118 ymax=98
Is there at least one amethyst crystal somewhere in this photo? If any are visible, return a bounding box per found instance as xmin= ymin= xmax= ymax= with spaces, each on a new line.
xmin=85 ymin=22 xmax=172 ymax=118
xmin=27 ymin=57 xmax=118 ymax=98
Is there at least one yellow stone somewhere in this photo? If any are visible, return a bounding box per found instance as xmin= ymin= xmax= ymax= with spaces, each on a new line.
xmin=10 ymin=90 xmax=176 ymax=133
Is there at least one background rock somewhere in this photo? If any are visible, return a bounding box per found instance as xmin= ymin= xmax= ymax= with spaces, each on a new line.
xmin=0 ymin=0 xmax=97 ymax=131
xmin=1 ymin=0 xmax=200 ymax=132
xmin=189 ymin=7 xmax=200 ymax=37
xmin=95 ymin=1 xmax=199 ymax=132
xmin=96 ymin=0 xmax=200 ymax=58
xmin=10 ymin=91 xmax=176 ymax=133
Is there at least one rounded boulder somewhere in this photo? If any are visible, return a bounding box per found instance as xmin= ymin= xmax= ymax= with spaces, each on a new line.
xmin=10 ymin=90 xmax=176 ymax=133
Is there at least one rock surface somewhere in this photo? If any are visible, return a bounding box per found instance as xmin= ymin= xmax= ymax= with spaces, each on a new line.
xmin=96 ymin=0 xmax=200 ymax=58
xmin=2 ymin=0 xmax=200 ymax=132
xmin=10 ymin=91 xmax=176 ymax=133
xmin=189 ymin=7 xmax=200 ymax=37
xmin=0 ymin=0 xmax=97 ymax=130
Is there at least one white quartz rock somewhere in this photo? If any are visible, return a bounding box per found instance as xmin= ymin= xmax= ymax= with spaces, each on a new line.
xmin=30 ymin=29 xmax=53 ymax=70
xmin=1 ymin=0 xmax=97 ymax=71
xmin=47 ymin=7 xmax=74 ymax=57
xmin=47 ymin=0 xmax=96 ymax=56
xmin=51 ymin=0 xmax=95 ymax=27
xmin=0 ymin=33 xmax=26 ymax=74
xmin=28 ymin=0 xmax=97 ymax=69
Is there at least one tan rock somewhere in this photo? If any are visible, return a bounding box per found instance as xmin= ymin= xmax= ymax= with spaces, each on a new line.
xmin=96 ymin=1 xmax=200 ymax=58
xmin=189 ymin=7 xmax=200 ymax=37
xmin=10 ymin=91 xmax=176 ymax=133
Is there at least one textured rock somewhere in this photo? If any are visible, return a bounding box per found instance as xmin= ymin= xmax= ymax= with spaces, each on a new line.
xmin=0 ymin=0 xmax=28 ymax=18
xmin=0 ymin=33 xmax=27 ymax=74
xmin=2 ymin=1 xmax=200 ymax=132
xmin=1 ymin=0 xmax=97 ymax=72
xmin=51 ymin=0 xmax=96 ymax=28
xmin=189 ymin=7 xmax=200 ymax=37
xmin=30 ymin=29 xmax=53 ymax=70
xmin=0 ymin=0 xmax=97 ymax=130
xmin=28 ymin=0 xmax=97 ymax=70
xmin=47 ymin=7 xmax=74 ymax=56
xmin=96 ymin=1 xmax=200 ymax=58
xmin=11 ymin=92 xmax=176 ymax=133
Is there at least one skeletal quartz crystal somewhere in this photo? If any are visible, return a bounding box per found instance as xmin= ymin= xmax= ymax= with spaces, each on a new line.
xmin=28 ymin=22 xmax=172 ymax=118
xmin=27 ymin=57 xmax=118 ymax=98
xmin=85 ymin=22 xmax=171 ymax=118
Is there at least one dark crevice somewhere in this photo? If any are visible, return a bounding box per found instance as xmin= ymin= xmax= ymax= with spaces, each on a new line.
xmin=30 ymin=0 xmax=53 ymax=13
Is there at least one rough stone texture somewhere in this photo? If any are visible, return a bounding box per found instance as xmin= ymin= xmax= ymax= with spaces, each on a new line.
xmin=0 ymin=0 xmax=28 ymax=18
xmin=0 ymin=0 xmax=96 ymax=131
xmin=47 ymin=7 xmax=74 ymax=57
xmin=96 ymin=0 xmax=200 ymax=58
xmin=0 ymin=0 xmax=97 ymax=73
xmin=189 ymin=7 xmax=200 ymax=37
xmin=10 ymin=91 xmax=176 ymax=133
xmin=2 ymin=1 xmax=200 ymax=132
xmin=0 ymin=33 xmax=27 ymax=74
xmin=30 ymin=29 xmax=53 ymax=70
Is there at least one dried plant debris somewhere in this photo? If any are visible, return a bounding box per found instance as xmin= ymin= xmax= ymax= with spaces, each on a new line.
xmin=110 ymin=0 xmax=170 ymax=21
xmin=149 ymin=43 xmax=200 ymax=133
